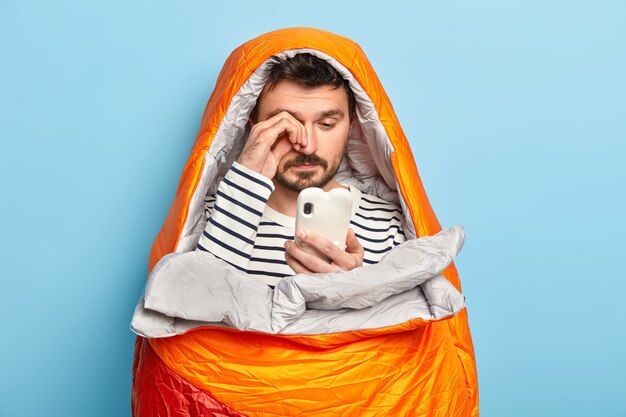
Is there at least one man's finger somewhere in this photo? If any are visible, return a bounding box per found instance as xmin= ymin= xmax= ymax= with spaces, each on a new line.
xmin=264 ymin=118 xmax=301 ymax=147
xmin=284 ymin=250 xmax=313 ymax=275
xmin=270 ymin=136 xmax=295 ymax=163
xmin=345 ymin=229 xmax=364 ymax=256
xmin=295 ymin=230 xmax=355 ymax=271
xmin=285 ymin=239 xmax=335 ymax=273
xmin=270 ymin=111 xmax=306 ymax=148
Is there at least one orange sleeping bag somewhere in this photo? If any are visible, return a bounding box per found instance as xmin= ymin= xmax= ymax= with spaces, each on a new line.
xmin=131 ymin=27 xmax=478 ymax=417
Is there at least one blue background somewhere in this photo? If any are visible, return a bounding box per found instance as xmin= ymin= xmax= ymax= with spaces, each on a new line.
xmin=1 ymin=1 xmax=624 ymax=416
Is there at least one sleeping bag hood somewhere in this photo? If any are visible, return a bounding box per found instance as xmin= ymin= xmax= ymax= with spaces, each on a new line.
xmin=131 ymin=27 xmax=479 ymax=417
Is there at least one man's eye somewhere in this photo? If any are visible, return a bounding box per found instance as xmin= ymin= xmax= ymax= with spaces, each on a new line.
xmin=320 ymin=123 xmax=336 ymax=129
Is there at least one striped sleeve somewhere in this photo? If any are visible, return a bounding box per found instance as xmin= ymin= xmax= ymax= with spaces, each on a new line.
xmin=351 ymin=194 xmax=407 ymax=264
xmin=196 ymin=162 xmax=275 ymax=270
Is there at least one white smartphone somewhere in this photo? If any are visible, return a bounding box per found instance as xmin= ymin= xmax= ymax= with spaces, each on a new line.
xmin=295 ymin=187 xmax=353 ymax=262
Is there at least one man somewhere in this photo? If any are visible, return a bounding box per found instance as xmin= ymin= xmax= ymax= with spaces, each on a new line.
xmin=132 ymin=29 xmax=477 ymax=417
xmin=196 ymin=53 xmax=406 ymax=286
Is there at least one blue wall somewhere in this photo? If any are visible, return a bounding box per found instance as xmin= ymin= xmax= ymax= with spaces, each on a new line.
xmin=1 ymin=1 xmax=624 ymax=416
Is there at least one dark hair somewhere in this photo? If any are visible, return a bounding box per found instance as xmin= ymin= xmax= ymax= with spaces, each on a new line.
xmin=250 ymin=53 xmax=356 ymax=122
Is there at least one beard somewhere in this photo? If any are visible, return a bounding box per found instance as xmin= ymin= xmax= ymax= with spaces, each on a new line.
xmin=274 ymin=152 xmax=343 ymax=192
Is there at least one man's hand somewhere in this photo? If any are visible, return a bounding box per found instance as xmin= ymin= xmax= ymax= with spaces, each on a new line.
xmin=284 ymin=229 xmax=364 ymax=274
xmin=238 ymin=111 xmax=310 ymax=178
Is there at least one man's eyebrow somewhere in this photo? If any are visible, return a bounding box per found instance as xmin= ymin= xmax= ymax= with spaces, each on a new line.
xmin=266 ymin=108 xmax=345 ymax=119
xmin=318 ymin=109 xmax=345 ymax=118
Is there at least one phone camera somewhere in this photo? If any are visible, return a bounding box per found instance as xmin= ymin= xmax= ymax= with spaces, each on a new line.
xmin=303 ymin=203 xmax=313 ymax=215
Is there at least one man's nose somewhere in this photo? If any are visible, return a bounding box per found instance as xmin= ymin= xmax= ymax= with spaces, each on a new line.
xmin=300 ymin=125 xmax=317 ymax=155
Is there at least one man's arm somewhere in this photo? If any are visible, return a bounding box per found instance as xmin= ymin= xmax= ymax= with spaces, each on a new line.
xmin=197 ymin=111 xmax=307 ymax=269
xmin=196 ymin=162 xmax=274 ymax=270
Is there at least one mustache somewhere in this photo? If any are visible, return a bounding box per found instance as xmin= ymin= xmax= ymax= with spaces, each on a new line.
xmin=284 ymin=153 xmax=328 ymax=169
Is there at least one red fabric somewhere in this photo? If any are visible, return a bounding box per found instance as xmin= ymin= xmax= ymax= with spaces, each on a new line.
xmin=132 ymin=336 xmax=247 ymax=417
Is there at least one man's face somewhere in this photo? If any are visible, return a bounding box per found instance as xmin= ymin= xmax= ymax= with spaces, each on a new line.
xmin=254 ymin=79 xmax=351 ymax=192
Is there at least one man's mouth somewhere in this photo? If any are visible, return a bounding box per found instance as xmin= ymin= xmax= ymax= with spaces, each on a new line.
xmin=291 ymin=162 xmax=319 ymax=170
xmin=284 ymin=154 xmax=328 ymax=171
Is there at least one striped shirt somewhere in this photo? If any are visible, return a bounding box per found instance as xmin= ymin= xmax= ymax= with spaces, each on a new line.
xmin=196 ymin=162 xmax=406 ymax=286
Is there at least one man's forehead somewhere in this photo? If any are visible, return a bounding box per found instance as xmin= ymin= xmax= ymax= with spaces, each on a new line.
xmin=265 ymin=108 xmax=345 ymax=120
